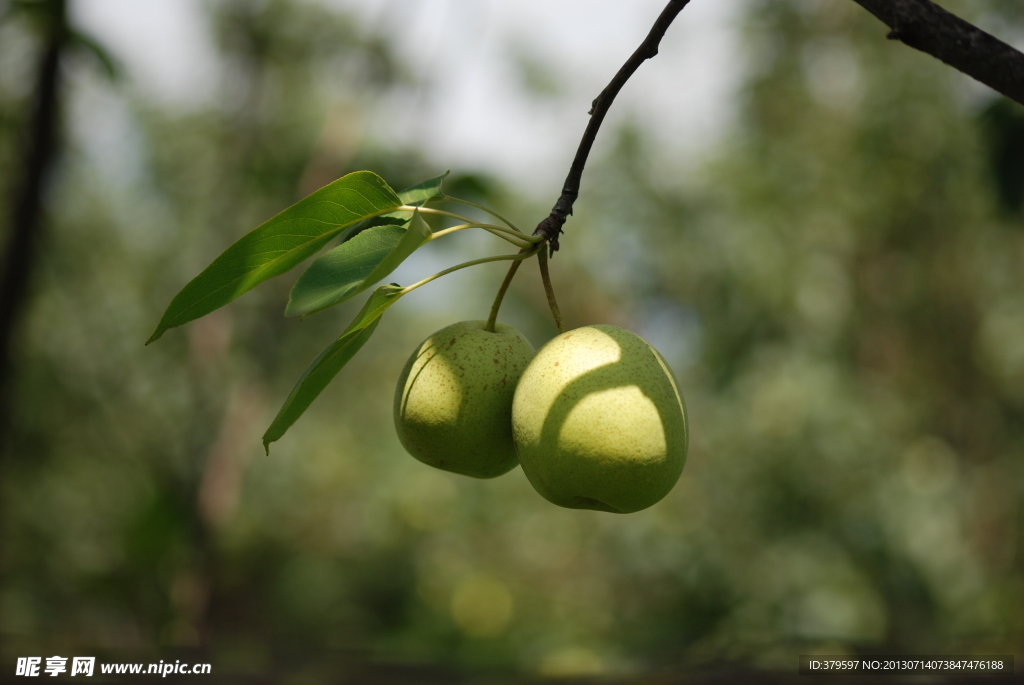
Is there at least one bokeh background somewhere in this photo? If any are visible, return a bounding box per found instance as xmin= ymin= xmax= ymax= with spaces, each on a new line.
xmin=2 ymin=0 xmax=1024 ymax=680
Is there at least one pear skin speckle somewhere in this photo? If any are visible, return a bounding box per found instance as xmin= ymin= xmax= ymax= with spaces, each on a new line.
xmin=394 ymin=321 xmax=535 ymax=479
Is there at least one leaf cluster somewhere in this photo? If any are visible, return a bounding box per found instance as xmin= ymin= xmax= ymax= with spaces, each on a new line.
xmin=147 ymin=171 xmax=536 ymax=452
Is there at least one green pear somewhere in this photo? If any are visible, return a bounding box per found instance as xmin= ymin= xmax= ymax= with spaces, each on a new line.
xmin=394 ymin=320 xmax=535 ymax=478
xmin=511 ymin=325 xmax=688 ymax=513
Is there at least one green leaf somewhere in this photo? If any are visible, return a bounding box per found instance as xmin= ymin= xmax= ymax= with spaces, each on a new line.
xmin=286 ymin=209 xmax=432 ymax=318
xmin=285 ymin=224 xmax=406 ymax=317
xmin=353 ymin=284 xmax=405 ymax=330
xmin=262 ymin=284 xmax=405 ymax=453
xmin=363 ymin=210 xmax=432 ymax=287
xmin=398 ymin=171 xmax=448 ymax=206
xmin=147 ymin=171 xmax=402 ymax=344
xmin=336 ymin=171 xmax=449 ymax=243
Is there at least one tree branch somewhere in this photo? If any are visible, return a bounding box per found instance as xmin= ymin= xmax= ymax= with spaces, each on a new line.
xmin=851 ymin=0 xmax=1024 ymax=106
xmin=536 ymin=0 xmax=1024 ymax=253
xmin=534 ymin=0 xmax=691 ymax=253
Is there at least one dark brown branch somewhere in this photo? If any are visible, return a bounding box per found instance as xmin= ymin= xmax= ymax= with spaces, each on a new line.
xmin=852 ymin=0 xmax=1024 ymax=106
xmin=536 ymin=0 xmax=1024 ymax=253
xmin=534 ymin=0 xmax=691 ymax=253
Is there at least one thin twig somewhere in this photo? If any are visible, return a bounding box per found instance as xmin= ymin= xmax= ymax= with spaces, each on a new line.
xmin=851 ymin=0 xmax=1024 ymax=106
xmin=538 ymin=250 xmax=566 ymax=334
xmin=533 ymin=0 xmax=691 ymax=253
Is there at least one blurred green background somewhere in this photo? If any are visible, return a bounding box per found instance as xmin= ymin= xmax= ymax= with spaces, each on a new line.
xmin=1 ymin=0 xmax=1023 ymax=680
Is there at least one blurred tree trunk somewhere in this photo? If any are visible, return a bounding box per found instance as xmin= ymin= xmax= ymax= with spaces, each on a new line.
xmin=0 ymin=0 xmax=67 ymax=450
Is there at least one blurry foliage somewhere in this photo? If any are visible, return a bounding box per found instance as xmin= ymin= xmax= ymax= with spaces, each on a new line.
xmin=1 ymin=0 xmax=1023 ymax=680
xmin=576 ymin=0 xmax=1024 ymax=664
xmin=981 ymin=98 xmax=1024 ymax=215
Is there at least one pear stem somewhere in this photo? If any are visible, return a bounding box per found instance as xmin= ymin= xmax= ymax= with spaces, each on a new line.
xmin=485 ymin=257 xmax=525 ymax=333
xmin=538 ymin=249 xmax=566 ymax=334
